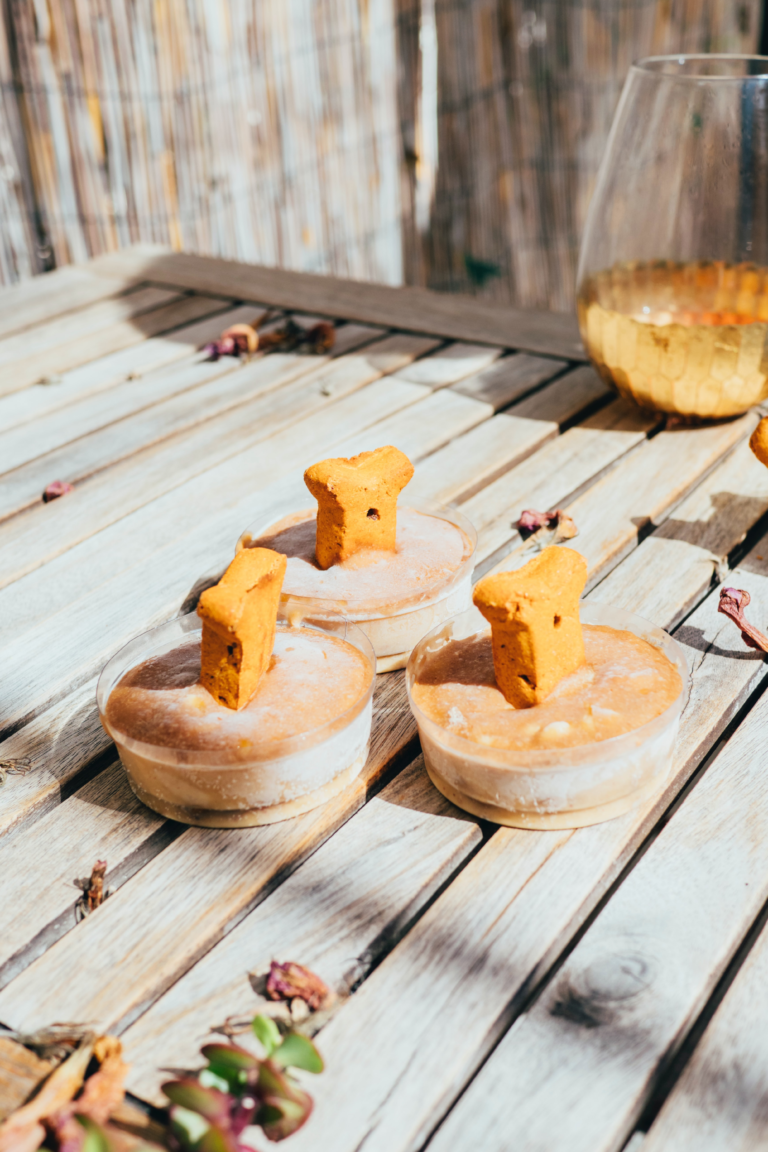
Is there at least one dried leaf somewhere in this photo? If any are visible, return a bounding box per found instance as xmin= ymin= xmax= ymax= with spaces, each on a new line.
xmin=0 ymin=1039 xmax=94 ymax=1152
xmin=75 ymin=861 xmax=108 ymax=920
xmin=718 ymin=586 xmax=768 ymax=653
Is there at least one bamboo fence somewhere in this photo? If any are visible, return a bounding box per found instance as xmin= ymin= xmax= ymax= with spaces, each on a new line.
xmin=0 ymin=0 xmax=762 ymax=308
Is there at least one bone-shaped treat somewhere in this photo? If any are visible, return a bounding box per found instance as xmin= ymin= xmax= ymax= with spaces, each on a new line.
xmin=473 ymin=546 xmax=588 ymax=708
xmin=304 ymin=445 xmax=414 ymax=570
xmin=750 ymin=416 xmax=768 ymax=469
xmin=197 ymin=547 xmax=287 ymax=710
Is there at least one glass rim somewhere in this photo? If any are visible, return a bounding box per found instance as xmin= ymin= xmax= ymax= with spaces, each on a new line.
xmin=237 ymin=499 xmax=478 ymax=618
xmin=634 ymin=53 xmax=768 ymax=81
xmin=97 ymin=608 xmax=376 ymax=765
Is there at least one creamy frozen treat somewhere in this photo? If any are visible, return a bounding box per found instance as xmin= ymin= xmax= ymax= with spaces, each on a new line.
xmin=239 ymin=447 xmax=476 ymax=672
xmin=98 ymin=550 xmax=375 ymax=828
xmin=406 ymin=551 xmax=688 ymax=829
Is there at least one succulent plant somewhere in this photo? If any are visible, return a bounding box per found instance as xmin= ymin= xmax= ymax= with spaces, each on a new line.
xmin=164 ymin=1015 xmax=323 ymax=1149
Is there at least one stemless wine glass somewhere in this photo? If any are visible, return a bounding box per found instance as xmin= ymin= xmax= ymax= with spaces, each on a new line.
xmin=577 ymin=55 xmax=768 ymax=419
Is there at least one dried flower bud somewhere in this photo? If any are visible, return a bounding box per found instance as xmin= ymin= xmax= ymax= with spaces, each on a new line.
xmin=43 ymin=480 xmax=74 ymax=503
xmin=718 ymin=586 xmax=768 ymax=653
xmin=304 ymin=321 xmax=335 ymax=353
xmin=266 ymin=961 xmax=329 ymax=1010
xmin=221 ymin=324 xmax=259 ymax=355
xmin=518 ymin=508 xmax=578 ymax=550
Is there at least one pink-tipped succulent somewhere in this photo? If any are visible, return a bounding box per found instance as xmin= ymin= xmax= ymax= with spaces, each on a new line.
xmin=164 ymin=1016 xmax=323 ymax=1148
xmin=718 ymin=587 xmax=768 ymax=653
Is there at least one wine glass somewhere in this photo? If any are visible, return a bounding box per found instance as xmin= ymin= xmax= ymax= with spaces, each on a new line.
xmin=577 ymin=55 xmax=768 ymax=419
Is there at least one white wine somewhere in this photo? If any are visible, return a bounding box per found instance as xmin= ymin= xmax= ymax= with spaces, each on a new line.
xmin=578 ymin=261 xmax=768 ymax=418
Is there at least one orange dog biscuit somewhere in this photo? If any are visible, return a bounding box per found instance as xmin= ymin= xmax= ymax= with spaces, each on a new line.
xmin=750 ymin=417 xmax=768 ymax=468
xmin=197 ymin=547 xmax=287 ymax=710
xmin=304 ymin=446 xmax=414 ymax=570
xmin=473 ymin=546 xmax=588 ymax=708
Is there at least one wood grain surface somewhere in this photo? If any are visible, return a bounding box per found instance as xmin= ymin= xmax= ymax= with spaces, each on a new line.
xmin=121 ymin=756 xmax=481 ymax=1104
xmin=280 ymin=549 xmax=768 ymax=1152
xmin=5 ymin=253 xmax=768 ymax=1152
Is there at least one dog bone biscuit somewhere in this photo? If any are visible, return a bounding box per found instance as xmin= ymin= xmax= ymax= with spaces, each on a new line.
xmin=750 ymin=416 xmax=768 ymax=469
xmin=197 ymin=547 xmax=287 ymax=710
xmin=304 ymin=445 xmax=414 ymax=569
xmin=473 ymin=546 xmax=587 ymax=708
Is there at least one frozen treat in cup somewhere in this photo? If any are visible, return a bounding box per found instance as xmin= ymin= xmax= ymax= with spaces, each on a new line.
xmin=237 ymin=446 xmax=477 ymax=672
xmin=406 ymin=547 xmax=689 ymax=829
xmin=97 ymin=548 xmax=375 ymax=828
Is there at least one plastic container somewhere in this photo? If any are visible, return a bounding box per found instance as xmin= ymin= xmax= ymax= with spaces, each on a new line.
xmin=406 ymin=602 xmax=690 ymax=829
xmin=98 ymin=608 xmax=375 ymax=828
xmin=237 ymin=502 xmax=477 ymax=673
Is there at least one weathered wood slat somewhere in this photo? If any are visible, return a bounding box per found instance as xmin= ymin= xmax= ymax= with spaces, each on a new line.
xmin=0 ymin=285 xmax=181 ymax=390
xmin=0 ymin=303 xmax=263 ymax=434
xmin=0 ymin=762 xmax=172 ymax=991
xmin=332 ymin=388 xmax=492 ymax=462
xmin=89 ymin=247 xmax=587 ymax=360
xmin=567 ymin=415 xmax=757 ymax=590
xmin=452 ymin=352 xmax=569 ymax=410
xmin=0 ymin=674 xmax=417 ymax=1036
xmin=483 ymin=414 xmax=756 ymax=591
xmin=641 ymin=918 xmax=768 ymax=1151
xmin=0 ymin=291 xmax=236 ymax=399
xmin=0 ymin=330 xmax=387 ymax=523
xmin=0 ymin=335 xmax=438 ymax=592
xmin=393 ymin=342 xmax=501 ymax=388
xmin=428 ymin=580 xmax=768 ymax=1152
xmin=593 ymin=438 xmax=768 ymax=630
xmin=116 ymin=756 xmax=479 ymax=1104
xmin=278 ymin=549 xmax=768 ymax=1152
xmin=464 ymin=400 xmax=659 ymax=573
xmin=0 ymin=678 xmax=109 ymax=841
xmin=0 ymin=263 xmax=143 ymax=341
xmin=0 ymin=306 xmax=268 ymax=474
xmin=410 ymin=370 xmax=609 ymax=506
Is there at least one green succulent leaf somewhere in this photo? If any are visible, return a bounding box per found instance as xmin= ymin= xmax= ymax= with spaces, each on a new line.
xmin=75 ymin=1116 xmax=111 ymax=1152
xmin=198 ymin=1123 xmax=240 ymax=1152
xmin=258 ymin=1094 xmax=312 ymax=1141
xmin=163 ymin=1078 xmax=229 ymax=1121
xmin=272 ymin=1032 xmax=324 ymax=1074
xmin=199 ymin=1067 xmax=233 ymax=1094
xmin=201 ymin=1043 xmax=259 ymax=1071
xmin=252 ymin=1013 xmax=281 ymax=1057
xmin=169 ymin=1104 xmax=212 ymax=1147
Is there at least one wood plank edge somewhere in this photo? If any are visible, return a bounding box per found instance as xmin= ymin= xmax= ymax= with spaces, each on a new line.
xmin=89 ymin=248 xmax=587 ymax=361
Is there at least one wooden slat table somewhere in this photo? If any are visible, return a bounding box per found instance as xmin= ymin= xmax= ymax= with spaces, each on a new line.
xmin=2 ymin=245 xmax=768 ymax=1152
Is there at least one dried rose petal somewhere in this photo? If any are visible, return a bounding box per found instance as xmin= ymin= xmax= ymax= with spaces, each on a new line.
xmin=518 ymin=508 xmax=558 ymax=533
xmin=518 ymin=508 xmax=578 ymax=547
xmin=718 ymin=586 xmax=768 ymax=653
xmin=42 ymin=481 xmax=74 ymax=503
xmin=266 ymin=962 xmax=329 ymax=1011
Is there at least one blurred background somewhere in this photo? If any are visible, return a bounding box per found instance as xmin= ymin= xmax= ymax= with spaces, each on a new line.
xmin=0 ymin=0 xmax=763 ymax=310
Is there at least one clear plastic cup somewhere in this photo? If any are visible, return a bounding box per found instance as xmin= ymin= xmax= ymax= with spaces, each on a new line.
xmin=97 ymin=608 xmax=375 ymax=828
xmin=237 ymin=501 xmax=477 ymax=673
xmin=406 ymin=602 xmax=690 ymax=829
